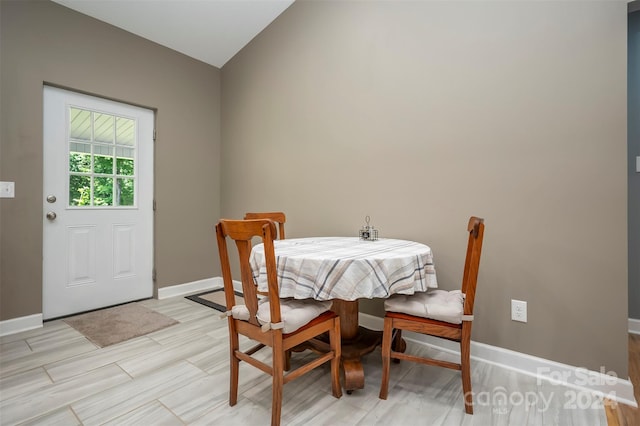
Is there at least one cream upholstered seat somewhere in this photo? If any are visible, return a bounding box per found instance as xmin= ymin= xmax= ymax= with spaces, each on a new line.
xmin=229 ymin=298 xmax=332 ymax=333
xmin=216 ymin=218 xmax=341 ymax=426
xmin=379 ymin=217 xmax=485 ymax=415
xmin=384 ymin=289 xmax=465 ymax=324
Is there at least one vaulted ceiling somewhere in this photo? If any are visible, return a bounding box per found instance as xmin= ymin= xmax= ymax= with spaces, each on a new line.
xmin=52 ymin=0 xmax=295 ymax=68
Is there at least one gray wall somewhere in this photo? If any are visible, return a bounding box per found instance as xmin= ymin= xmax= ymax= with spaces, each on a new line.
xmin=0 ymin=0 xmax=631 ymax=378
xmin=221 ymin=0 xmax=629 ymax=376
xmin=0 ymin=0 xmax=221 ymax=320
xmin=629 ymin=7 xmax=640 ymax=320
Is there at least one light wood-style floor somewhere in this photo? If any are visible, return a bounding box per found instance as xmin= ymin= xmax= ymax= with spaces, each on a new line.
xmin=0 ymin=296 xmax=618 ymax=425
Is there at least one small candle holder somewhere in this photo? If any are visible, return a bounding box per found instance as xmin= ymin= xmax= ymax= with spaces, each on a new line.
xmin=359 ymin=215 xmax=378 ymax=241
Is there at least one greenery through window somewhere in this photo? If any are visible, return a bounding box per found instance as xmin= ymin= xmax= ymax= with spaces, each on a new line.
xmin=68 ymin=107 xmax=136 ymax=207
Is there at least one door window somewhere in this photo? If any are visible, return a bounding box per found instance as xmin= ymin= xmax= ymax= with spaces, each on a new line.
xmin=68 ymin=107 xmax=136 ymax=207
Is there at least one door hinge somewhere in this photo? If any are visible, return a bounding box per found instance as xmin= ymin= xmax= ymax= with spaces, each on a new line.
xmin=153 ymin=129 xmax=157 ymax=141
xmin=152 ymin=269 xmax=157 ymax=282
xmin=153 ymin=199 xmax=156 ymax=211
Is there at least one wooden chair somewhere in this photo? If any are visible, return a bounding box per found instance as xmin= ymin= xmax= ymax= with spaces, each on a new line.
xmin=244 ymin=211 xmax=285 ymax=301
xmin=216 ymin=218 xmax=342 ymax=426
xmin=244 ymin=212 xmax=294 ymax=368
xmin=244 ymin=212 xmax=286 ymax=240
xmin=378 ymin=216 xmax=485 ymax=414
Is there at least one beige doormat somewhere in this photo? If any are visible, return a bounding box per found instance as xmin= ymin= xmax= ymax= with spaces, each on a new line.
xmin=186 ymin=288 xmax=243 ymax=312
xmin=64 ymin=303 xmax=178 ymax=347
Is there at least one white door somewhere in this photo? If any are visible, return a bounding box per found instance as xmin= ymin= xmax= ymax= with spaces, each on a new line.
xmin=43 ymin=86 xmax=154 ymax=319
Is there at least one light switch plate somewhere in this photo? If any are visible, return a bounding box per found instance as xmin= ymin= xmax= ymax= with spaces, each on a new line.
xmin=0 ymin=181 xmax=15 ymax=198
xmin=636 ymin=156 xmax=640 ymax=173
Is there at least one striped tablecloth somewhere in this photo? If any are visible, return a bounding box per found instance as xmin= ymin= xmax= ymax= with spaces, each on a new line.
xmin=250 ymin=237 xmax=437 ymax=301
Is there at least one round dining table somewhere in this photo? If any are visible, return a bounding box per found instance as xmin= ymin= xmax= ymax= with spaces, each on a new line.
xmin=249 ymin=236 xmax=437 ymax=392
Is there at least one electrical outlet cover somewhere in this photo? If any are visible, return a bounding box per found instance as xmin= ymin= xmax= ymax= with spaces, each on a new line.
xmin=0 ymin=181 xmax=15 ymax=198
xmin=511 ymin=299 xmax=527 ymax=323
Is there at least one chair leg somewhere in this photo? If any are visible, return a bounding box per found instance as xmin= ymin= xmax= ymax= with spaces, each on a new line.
xmin=378 ymin=316 xmax=393 ymax=400
xmin=229 ymin=328 xmax=240 ymax=406
xmin=460 ymin=335 xmax=473 ymax=414
xmin=284 ymin=350 xmax=291 ymax=371
xmin=272 ymin=336 xmax=284 ymax=426
xmin=329 ymin=316 xmax=342 ymax=398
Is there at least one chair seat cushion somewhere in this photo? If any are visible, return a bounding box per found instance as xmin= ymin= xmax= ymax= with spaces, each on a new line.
xmin=232 ymin=298 xmax=332 ymax=333
xmin=384 ymin=289 xmax=465 ymax=324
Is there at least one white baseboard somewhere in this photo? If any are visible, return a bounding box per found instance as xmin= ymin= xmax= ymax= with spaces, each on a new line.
xmin=360 ymin=313 xmax=637 ymax=408
xmin=629 ymin=318 xmax=640 ymax=335
xmin=157 ymin=277 xmax=222 ymax=299
xmin=0 ymin=313 xmax=43 ymax=337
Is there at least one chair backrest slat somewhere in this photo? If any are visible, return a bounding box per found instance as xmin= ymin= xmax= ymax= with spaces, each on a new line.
xmin=216 ymin=219 xmax=280 ymax=326
xmin=461 ymin=217 xmax=485 ymax=316
xmin=244 ymin=212 xmax=286 ymax=240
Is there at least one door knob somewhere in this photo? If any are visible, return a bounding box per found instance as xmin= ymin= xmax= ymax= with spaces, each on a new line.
xmin=46 ymin=195 xmax=56 ymax=203
xmin=46 ymin=211 xmax=57 ymax=220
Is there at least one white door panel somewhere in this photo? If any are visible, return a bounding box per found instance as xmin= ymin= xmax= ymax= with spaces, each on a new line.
xmin=43 ymin=86 xmax=153 ymax=319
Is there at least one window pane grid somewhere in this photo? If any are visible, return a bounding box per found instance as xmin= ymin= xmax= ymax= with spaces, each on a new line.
xmin=68 ymin=107 xmax=136 ymax=207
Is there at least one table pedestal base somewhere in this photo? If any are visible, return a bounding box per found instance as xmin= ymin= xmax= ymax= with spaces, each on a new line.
xmin=331 ymin=299 xmax=384 ymax=393
xmin=294 ymin=325 xmax=382 ymax=392
xmin=291 ymin=300 xmax=404 ymax=393
xmin=340 ymin=326 xmax=383 ymax=392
